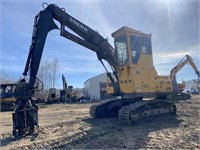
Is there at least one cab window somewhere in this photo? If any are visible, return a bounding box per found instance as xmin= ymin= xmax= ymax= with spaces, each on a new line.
xmin=130 ymin=35 xmax=152 ymax=64
xmin=115 ymin=36 xmax=128 ymax=65
xmin=130 ymin=35 xmax=140 ymax=64
xmin=141 ymin=37 xmax=152 ymax=54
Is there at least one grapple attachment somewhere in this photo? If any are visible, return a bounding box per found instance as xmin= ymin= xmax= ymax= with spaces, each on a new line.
xmin=12 ymin=106 xmax=38 ymax=139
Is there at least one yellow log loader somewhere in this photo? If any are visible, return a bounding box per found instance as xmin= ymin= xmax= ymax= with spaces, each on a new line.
xmin=12 ymin=3 xmax=200 ymax=138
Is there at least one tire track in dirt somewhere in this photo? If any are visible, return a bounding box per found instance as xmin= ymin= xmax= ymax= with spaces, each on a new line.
xmin=1 ymin=95 xmax=199 ymax=149
xmin=1 ymin=119 xmax=85 ymax=150
xmin=1 ymin=117 xmax=124 ymax=149
xmin=5 ymin=121 xmax=116 ymax=149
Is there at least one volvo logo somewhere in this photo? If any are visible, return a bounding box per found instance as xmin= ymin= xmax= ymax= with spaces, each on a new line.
xmin=70 ymin=17 xmax=88 ymax=32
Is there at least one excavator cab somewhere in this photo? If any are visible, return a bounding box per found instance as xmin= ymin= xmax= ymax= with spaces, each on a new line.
xmin=113 ymin=27 xmax=153 ymax=66
xmin=110 ymin=27 xmax=176 ymax=99
xmin=111 ymin=27 xmax=158 ymax=97
xmin=0 ymin=83 xmax=16 ymax=111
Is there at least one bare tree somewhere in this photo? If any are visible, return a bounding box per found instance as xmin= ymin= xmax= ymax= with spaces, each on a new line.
xmin=51 ymin=59 xmax=59 ymax=88
xmin=0 ymin=59 xmax=59 ymax=100
xmin=34 ymin=59 xmax=59 ymax=99
xmin=0 ymin=69 xmax=16 ymax=83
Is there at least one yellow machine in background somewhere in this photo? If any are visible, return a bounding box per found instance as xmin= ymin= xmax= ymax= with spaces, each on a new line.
xmin=60 ymin=74 xmax=77 ymax=103
xmin=47 ymin=88 xmax=60 ymax=104
xmin=0 ymin=83 xmax=16 ymax=111
xmin=178 ymin=83 xmax=185 ymax=92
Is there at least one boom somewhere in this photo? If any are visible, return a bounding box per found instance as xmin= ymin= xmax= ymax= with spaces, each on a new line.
xmin=23 ymin=4 xmax=118 ymax=90
xmin=62 ymin=74 xmax=68 ymax=92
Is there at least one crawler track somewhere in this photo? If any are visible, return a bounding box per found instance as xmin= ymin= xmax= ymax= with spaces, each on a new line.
xmin=89 ymin=98 xmax=122 ymax=118
xmin=118 ymin=101 xmax=146 ymax=124
xmin=118 ymin=100 xmax=176 ymax=124
xmin=90 ymin=97 xmax=177 ymax=125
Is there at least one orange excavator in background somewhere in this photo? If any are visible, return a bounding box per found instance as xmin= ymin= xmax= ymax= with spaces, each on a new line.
xmin=12 ymin=3 xmax=199 ymax=139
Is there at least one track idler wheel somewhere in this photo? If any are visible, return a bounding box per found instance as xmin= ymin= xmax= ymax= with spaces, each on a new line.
xmin=89 ymin=104 xmax=107 ymax=118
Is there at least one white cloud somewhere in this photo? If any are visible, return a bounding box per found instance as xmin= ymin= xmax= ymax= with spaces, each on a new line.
xmin=154 ymin=44 xmax=200 ymax=63
xmin=58 ymin=63 xmax=104 ymax=74
xmin=154 ymin=44 xmax=200 ymax=76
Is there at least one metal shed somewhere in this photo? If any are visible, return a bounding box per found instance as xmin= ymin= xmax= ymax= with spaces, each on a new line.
xmin=84 ymin=73 xmax=107 ymax=100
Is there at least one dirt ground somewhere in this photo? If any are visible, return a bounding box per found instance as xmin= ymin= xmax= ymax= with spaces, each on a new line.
xmin=0 ymin=95 xmax=199 ymax=149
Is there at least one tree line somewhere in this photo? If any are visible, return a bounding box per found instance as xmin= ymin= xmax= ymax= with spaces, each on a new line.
xmin=0 ymin=58 xmax=59 ymax=100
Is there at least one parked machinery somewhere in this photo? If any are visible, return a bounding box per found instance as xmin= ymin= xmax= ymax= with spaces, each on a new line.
xmin=170 ymin=55 xmax=200 ymax=93
xmin=60 ymin=74 xmax=67 ymax=103
xmin=60 ymin=74 xmax=76 ymax=103
xmin=0 ymin=83 xmax=16 ymax=111
xmin=13 ymin=3 xmax=199 ymax=138
xmin=47 ymin=88 xmax=60 ymax=104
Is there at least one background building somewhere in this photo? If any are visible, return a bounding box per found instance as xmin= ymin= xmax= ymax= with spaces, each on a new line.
xmin=84 ymin=73 xmax=107 ymax=100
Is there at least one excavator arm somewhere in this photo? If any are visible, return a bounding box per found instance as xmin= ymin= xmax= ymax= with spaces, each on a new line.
xmin=62 ymin=74 xmax=68 ymax=92
xmin=170 ymin=55 xmax=200 ymax=80
xmin=23 ymin=4 xmax=118 ymax=90
xmin=13 ymin=3 xmax=120 ymax=139
xmin=170 ymin=55 xmax=200 ymax=92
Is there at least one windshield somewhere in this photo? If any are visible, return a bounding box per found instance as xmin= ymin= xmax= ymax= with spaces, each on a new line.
xmin=115 ymin=36 xmax=128 ymax=66
xmin=141 ymin=37 xmax=152 ymax=54
xmin=130 ymin=35 xmax=152 ymax=64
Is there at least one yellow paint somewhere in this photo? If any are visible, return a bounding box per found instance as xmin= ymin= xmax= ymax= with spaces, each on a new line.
xmin=0 ymin=97 xmax=16 ymax=102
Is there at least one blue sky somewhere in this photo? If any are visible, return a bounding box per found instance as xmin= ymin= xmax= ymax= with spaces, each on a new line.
xmin=0 ymin=0 xmax=199 ymax=88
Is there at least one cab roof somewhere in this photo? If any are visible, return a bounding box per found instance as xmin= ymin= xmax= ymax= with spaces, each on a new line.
xmin=0 ymin=83 xmax=16 ymax=87
xmin=112 ymin=26 xmax=151 ymax=39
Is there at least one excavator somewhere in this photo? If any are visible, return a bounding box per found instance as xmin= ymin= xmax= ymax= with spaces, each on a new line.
xmin=60 ymin=74 xmax=68 ymax=103
xmin=60 ymin=74 xmax=75 ymax=103
xmin=47 ymin=88 xmax=59 ymax=103
xmin=167 ymin=55 xmax=200 ymax=99
xmin=12 ymin=3 xmax=199 ymax=139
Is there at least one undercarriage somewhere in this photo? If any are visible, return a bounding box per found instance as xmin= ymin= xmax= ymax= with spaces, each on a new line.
xmin=89 ymin=97 xmax=139 ymax=118
xmin=89 ymin=93 xmax=189 ymax=124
